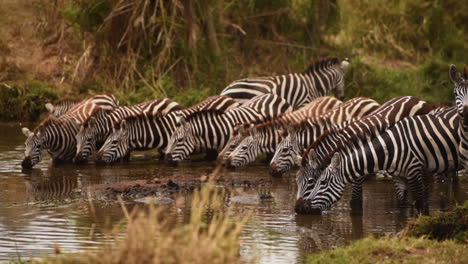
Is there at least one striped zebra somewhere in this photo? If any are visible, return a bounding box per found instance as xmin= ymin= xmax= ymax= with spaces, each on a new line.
xmin=450 ymin=65 xmax=468 ymax=169
xmin=220 ymin=57 xmax=349 ymax=109
xmin=21 ymin=94 xmax=119 ymax=168
xmin=74 ymin=99 xmax=181 ymax=162
xmin=226 ymin=97 xmax=379 ymax=170
xmin=218 ymin=96 xmax=343 ymax=163
xmin=45 ymin=97 xmax=81 ymax=117
xmin=94 ymin=98 xmax=184 ymax=164
xmin=294 ymin=96 xmax=437 ymax=210
xmin=295 ymin=107 xmax=460 ymax=214
xmin=268 ymin=97 xmax=381 ymax=176
xmin=165 ymin=94 xmax=292 ymax=163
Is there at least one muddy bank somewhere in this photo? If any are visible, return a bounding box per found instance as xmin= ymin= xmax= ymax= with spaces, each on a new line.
xmin=86 ymin=174 xmax=273 ymax=202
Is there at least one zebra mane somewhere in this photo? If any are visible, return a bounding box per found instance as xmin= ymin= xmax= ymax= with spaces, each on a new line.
xmin=112 ymin=98 xmax=184 ymax=128
xmin=304 ymin=56 xmax=340 ymax=73
xmin=51 ymin=97 xmax=81 ymax=105
xmin=33 ymin=117 xmax=59 ymax=132
xmin=302 ymin=96 xmax=437 ymax=168
xmin=180 ymin=96 xmax=240 ymax=120
xmin=80 ymin=107 xmax=105 ymax=126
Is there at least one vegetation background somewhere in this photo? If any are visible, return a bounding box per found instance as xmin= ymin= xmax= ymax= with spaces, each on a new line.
xmin=1 ymin=0 xmax=467 ymax=121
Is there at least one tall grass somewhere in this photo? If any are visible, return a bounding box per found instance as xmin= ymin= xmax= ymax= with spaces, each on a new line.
xmin=40 ymin=186 xmax=248 ymax=264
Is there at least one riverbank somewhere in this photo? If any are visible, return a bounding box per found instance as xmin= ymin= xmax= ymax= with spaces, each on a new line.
xmin=1 ymin=1 xmax=467 ymax=121
xmin=305 ymin=202 xmax=468 ymax=263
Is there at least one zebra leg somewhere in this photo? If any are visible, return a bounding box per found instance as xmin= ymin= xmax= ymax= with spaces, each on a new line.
xmin=407 ymin=174 xmax=427 ymax=215
xmin=349 ymin=177 xmax=365 ymax=209
xmin=393 ymin=176 xmax=408 ymax=204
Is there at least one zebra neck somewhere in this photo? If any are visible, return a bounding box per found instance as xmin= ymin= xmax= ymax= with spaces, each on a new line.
xmin=47 ymin=119 xmax=79 ymax=160
xmin=341 ymin=134 xmax=394 ymax=183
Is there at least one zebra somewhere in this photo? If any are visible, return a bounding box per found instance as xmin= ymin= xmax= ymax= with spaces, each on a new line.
xmin=295 ymin=107 xmax=460 ymax=214
xmin=94 ymin=98 xmax=184 ymax=164
xmin=450 ymin=65 xmax=468 ymax=169
xmin=74 ymin=99 xmax=181 ymax=162
xmin=226 ymin=97 xmax=379 ymax=170
xmin=217 ymin=96 xmax=343 ymax=164
xmin=220 ymin=57 xmax=349 ymax=109
xmin=293 ymin=96 xmax=437 ymax=210
xmin=268 ymin=97 xmax=381 ymax=176
xmin=21 ymin=94 xmax=119 ymax=168
xmin=45 ymin=97 xmax=81 ymax=117
xmin=164 ymin=94 xmax=292 ymax=163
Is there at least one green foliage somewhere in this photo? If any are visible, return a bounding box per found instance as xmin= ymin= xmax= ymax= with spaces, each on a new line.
xmin=0 ymin=81 xmax=58 ymax=121
xmin=62 ymin=0 xmax=109 ymax=32
xmin=344 ymin=58 xmax=454 ymax=104
xmin=304 ymin=236 xmax=468 ymax=264
xmin=405 ymin=201 xmax=468 ymax=242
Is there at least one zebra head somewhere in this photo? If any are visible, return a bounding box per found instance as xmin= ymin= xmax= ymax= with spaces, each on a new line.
xmin=95 ymin=120 xmax=130 ymax=164
xmin=294 ymin=149 xmax=322 ymax=202
xmin=450 ymin=64 xmax=468 ymax=125
xmin=225 ymin=127 xmax=260 ymax=169
xmin=295 ymin=152 xmax=346 ymax=214
xmin=21 ymin=127 xmax=47 ymax=169
xmin=218 ymin=125 xmax=248 ymax=164
xmin=165 ymin=116 xmax=195 ymax=164
xmin=332 ymin=58 xmax=349 ymax=100
xmin=269 ymin=126 xmax=300 ymax=177
xmin=74 ymin=117 xmax=98 ymax=163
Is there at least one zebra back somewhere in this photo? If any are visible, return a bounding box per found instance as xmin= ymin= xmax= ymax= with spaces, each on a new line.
xmin=294 ymin=96 xmax=437 ymax=208
xmin=45 ymin=97 xmax=81 ymax=117
xmin=94 ymin=98 xmax=184 ymax=164
xmin=220 ymin=56 xmax=348 ymax=108
xmin=297 ymin=107 xmax=460 ymax=214
xmin=219 ymin=96 xmax=341 ymax=164
xmin=61 ymin=94 xmax=119 ymax=124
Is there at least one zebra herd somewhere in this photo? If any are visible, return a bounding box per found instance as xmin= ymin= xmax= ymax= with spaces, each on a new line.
xmin=20 ymin=56 xmax=468 ymax=214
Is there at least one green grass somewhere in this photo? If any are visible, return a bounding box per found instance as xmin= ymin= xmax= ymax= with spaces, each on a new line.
xmin=304 ymin=202 xmax=468 ymax=264
xmin=304 ymin=236 xmax=467 ymax=264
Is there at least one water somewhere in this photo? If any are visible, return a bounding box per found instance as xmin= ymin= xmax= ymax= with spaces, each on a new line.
xmin=0 ymin=122 xmax=467 ymax=263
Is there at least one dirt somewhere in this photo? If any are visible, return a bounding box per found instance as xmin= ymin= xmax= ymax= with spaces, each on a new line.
xmin=86 ymin=175 xmax=273 ymax=201
xmin=0 ymin=0 xmax=80 ymax=86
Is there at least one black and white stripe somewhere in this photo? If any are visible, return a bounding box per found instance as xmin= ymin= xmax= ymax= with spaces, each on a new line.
xmin=294 ymin=96 xmax=437 ymax=210
xmin=450 ymin=65 xmax=468 ymax=169
xmin=295 ymin=107 xmax=460 ymax=214
xmin=268 ymin=97 xmax=381 ymax=176
xmin=45 ymin=98 xmax=81 ymax=117
xmin=165 ymin=94 xmax=292 ymax=163
xmin=226 ymin=97 xmax=379 ymax=170
xmin=218 ymin=96 xmax=343 ymax=164
xmin=220 ymin=57 xmax=349 ymax=109
xmin=74 ymin=99 xmax=180 ymax=162
xmin=94 ymin=98 xmax=183 ymax=164
xmin=21 ymin=94 xmax=119 ymax=168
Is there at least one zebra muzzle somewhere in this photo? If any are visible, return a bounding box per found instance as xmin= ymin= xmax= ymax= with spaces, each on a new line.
xmin=21 ymin=156 xmax=33 ymax=169
xmin=294 ymin=198 xmax=322 ymax=215
xmin=269 ymin=163 xmax=283 ymax=177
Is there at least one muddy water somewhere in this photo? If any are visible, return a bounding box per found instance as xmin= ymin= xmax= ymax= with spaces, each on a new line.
xmin=0 ymin=123 xmax=467 ymax=263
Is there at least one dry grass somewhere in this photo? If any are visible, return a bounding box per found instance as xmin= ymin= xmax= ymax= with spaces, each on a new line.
xmin=38 ymin=186 xmax=248 ymax=264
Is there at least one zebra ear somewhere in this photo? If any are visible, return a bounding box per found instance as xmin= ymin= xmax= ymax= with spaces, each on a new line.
xmin=45 ymin=103 xmax=54 ymax=113
xmin=120 ymin=120 xmax=127 ymax=131
xmin=449 ymin=64 xmax=462 ymax=83
xmin=22 ymin=127 xmax=32 ymax=137
xmin=293 ymin=154 xmax=302 ymax=165
xmin=249 ymin=126 xmax=257 ymax=136
xmin=307 ymin=149 xmax=318 ymax=167
xmin=176 ymin=115 xmax=186 ymax=126
xmin=330 ymin=152 xmax=341 ymax=169
xmin=340 ymin=58 xmax=350 ymax=69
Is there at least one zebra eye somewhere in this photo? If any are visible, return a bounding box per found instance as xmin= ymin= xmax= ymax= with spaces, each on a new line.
xmin=112 ymin=140 xmax=118 ymax=144
xmin=320 ymin=180 xmax=327 ymax=185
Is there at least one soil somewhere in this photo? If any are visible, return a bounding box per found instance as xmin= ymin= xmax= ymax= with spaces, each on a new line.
xmin=86 ymin=175 xmax=273 ymax=201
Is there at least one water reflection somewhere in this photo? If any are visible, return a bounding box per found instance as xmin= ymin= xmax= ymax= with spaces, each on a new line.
xmin=0 ymin=122 xmax=467 ymax=263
